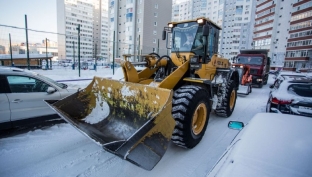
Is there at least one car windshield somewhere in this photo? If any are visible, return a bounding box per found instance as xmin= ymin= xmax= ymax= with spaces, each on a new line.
xmin=36 ymin=74 xmax=67 ymax=89
xmin=171 ymin=22 xmax=204 ymax=54
xmin=288 ymin=84 xmax=312 ymax=97
xmin=237 ymin=56 xmax=263 ymax=65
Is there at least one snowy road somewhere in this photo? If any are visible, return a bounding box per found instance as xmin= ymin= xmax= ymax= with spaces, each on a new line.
xmin=0 ymin=68 xmax=273 ymax=177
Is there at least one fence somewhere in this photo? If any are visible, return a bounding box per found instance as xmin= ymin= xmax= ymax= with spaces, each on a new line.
xmin=0 ymin=24 xmax=170 ymax=69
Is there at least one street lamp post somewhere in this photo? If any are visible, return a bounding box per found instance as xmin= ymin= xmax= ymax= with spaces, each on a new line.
xmin=76 ymin=24 xmax=81 ymax=77
xmin=73 ymin=41 xmax=75 ymax=70
xmin=46 ymin=38 xmax=49 ymax=70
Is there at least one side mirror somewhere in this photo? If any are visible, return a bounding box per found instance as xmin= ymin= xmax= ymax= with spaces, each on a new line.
xmin=162 ymin=30 xmax=166 ymax=40
xmin=47 ymin=87 xmax=56 ymax=94
xmin=203 ymin=24 xmax=209 ymax=36
xmin=228 ymin=121 xmax=244 ymax=130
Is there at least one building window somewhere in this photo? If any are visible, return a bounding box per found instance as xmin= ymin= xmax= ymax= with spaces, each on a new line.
xmin=154 ymin=12 xmax=158 ymax=17
xmin=155 ymin=4 xmax=158 ymax=9
xmin=153 ymin=39 xmax=156 ymax=43
xmin=153 ymin=30 xmax=157 ymax=35
xmin=236 ymin=6 xmax=243 ymax=15
xmin=154 ymin=22 xmax=157 ymax=26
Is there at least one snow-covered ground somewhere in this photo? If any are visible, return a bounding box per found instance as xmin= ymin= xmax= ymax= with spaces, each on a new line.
xmin=0 ymin=67 xmax=290 ymax=177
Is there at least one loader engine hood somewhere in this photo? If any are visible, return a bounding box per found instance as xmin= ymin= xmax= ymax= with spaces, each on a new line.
xmin=46 ymin=76 xmax=175 ymax=170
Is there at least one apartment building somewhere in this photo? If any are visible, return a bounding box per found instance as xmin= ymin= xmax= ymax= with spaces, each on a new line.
xmin=172 ymin=0 xmax=193 ymax=22
xmin=220 ymin=0 xmax=255 ymax=59
xmin=57 ymin=0 xmax=108 ymax=62
xmin=108 ymin=0 xmax=171 ymax=61
xmin=253 ymin=0 xmax=292 ymax=68
xmin=285 ymin=0 xmax=312 ymax=71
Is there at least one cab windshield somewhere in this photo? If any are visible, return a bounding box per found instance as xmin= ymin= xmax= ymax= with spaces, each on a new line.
xmin=171 ymin=22 xmax=204 ymax=55
xmin=237 ymin=56 xmax=263 ymax=65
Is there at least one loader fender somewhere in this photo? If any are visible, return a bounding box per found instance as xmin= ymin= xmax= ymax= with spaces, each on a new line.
xmin=46 ymin=76 xmax=175 ymax=170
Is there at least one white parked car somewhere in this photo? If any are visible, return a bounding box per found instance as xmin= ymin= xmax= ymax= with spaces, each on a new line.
xmin=207 ymin=113 xmax=312 ymax=177
xmin=267 ymin=76 xmax=312 ymax=117
xmin=0 ymin=67 xmax=77 ymax=130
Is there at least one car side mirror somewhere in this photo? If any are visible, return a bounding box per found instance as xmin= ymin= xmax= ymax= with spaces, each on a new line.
xmin=228 ymin=121 xmax=244 ymax=130
xmin=162 ymin=30 xmax=166 ymax=40
xmin=47 ymin=87 xmax=56 ymax=94
xmin=203 ymin=24 xmax=209 ymax=36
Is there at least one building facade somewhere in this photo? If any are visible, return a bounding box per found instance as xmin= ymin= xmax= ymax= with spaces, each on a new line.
xmin=285 ymin=0 xmax=312 ymax=71
xmin=253 ymin=0 xmax=292 ymax=68
xmin=219 ymin=0 xmax=255 ymax=59
xmin=57 ymin=0 xmax=108 ymax=62
xmin=108 ymin=0 xmax=172 ymax=62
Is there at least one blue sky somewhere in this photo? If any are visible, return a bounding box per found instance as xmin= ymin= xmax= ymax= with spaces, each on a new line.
xmin=0 ymin=0 xmax=57 ymax=31
xmin=0 ymin=0 xmax=57 ymax=42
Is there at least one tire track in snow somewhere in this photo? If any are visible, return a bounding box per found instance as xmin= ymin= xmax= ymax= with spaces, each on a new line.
xmin=32 ymin=149 xmax=105 ymax=177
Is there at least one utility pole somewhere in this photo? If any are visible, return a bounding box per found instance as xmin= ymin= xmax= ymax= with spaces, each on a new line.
xmin=46 ymin=38 xmax=48 ymax=69
xmin=157 ymin=39 xmax=159 ymax=54
xmin=73 ymin=41 xmax=75 ymax=70
xmin=76 ymin=24 xmax=81 ymax=77
xmin=137 ymin=35 xmax=140 ymax=61
xmin=94 ymin=43 xmax=97 ymax=71
xmin=113 ymin=31 xmax=115 ymax=75
xmin=25 ymin=15 xmax=30 ymax=70
xmin=9 ymin=33 xmax=13 ymax=66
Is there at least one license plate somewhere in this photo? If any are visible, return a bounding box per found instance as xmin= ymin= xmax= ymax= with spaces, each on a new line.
xmin=299 ymin=106 xmax=312 ymax=111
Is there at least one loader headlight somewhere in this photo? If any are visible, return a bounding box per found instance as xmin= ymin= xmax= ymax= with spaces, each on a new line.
xmin=168 ymin=23 xmax=174 ymax=28
xmin=257 ymin=79 xmax=262 ymax=82
xmin=240 ymin=65 xmax=243 ymax=68
xmin=197 ymin=18 xmax=204 ymax=24
xmin=190 ymin=56 xmax=199 ymax=63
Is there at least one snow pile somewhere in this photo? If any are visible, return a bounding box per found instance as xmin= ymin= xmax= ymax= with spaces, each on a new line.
xmin=82 ymin=92 xmax=110 ymax=124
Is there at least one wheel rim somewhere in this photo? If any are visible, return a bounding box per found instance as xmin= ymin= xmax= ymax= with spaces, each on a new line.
xmin=192 ymin=103 xmax=207 ymax=135
xmin=229 ymin=90 xmax=236 ymax=110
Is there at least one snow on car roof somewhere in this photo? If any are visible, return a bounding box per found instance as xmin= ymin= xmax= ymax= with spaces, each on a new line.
xmin=272 ymin=78 xmax=312 ymax=101
xmin=208 ymin=113 xmax=312 ymax=177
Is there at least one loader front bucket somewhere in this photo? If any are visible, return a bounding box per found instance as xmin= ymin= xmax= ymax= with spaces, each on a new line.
xmin=46 ymin=76 xmax=175 ymax=170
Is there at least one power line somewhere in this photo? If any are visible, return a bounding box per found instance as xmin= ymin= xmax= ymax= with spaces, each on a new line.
xmin=0 ymin=24 xmax=65 ymax=35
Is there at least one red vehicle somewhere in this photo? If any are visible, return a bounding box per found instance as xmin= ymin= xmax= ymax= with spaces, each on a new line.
xmin=232 ymin=64 xmax=252 ymax=95
xmin=234 ymin=49 xmax=271 ymax=88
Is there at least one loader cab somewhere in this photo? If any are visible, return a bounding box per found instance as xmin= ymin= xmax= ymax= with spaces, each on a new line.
xmin=163 ymin=18 xmax=220 ymax=63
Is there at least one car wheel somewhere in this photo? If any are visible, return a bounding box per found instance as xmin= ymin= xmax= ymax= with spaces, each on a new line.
xmin=266 ymin=97 xmax=272 ymax=112
xmin=259 ymin=82 xmax=263 ymax=88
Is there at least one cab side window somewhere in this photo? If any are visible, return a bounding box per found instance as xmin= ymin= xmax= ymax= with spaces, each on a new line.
xmin=7 ymin=76 xmax=50 ymax=93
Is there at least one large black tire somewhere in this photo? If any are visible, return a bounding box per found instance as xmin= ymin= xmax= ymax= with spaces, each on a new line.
xmin=171 ymin=85 xmax=210 ymax=148
xmin=266 ymin=96 xmax=272 ymax=112
xmin=215 ymin=80 xmax=237 ymax=117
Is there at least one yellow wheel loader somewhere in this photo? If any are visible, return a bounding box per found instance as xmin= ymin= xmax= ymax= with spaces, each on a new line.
xmin=46 ymin=17 xmax=239 ymax=170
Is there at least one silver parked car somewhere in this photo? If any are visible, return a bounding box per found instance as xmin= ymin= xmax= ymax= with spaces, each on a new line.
xmin=0 ymin=67 xmax=77 ymax=130
xmin=207 ymin=113 xmax=312 ymax=177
